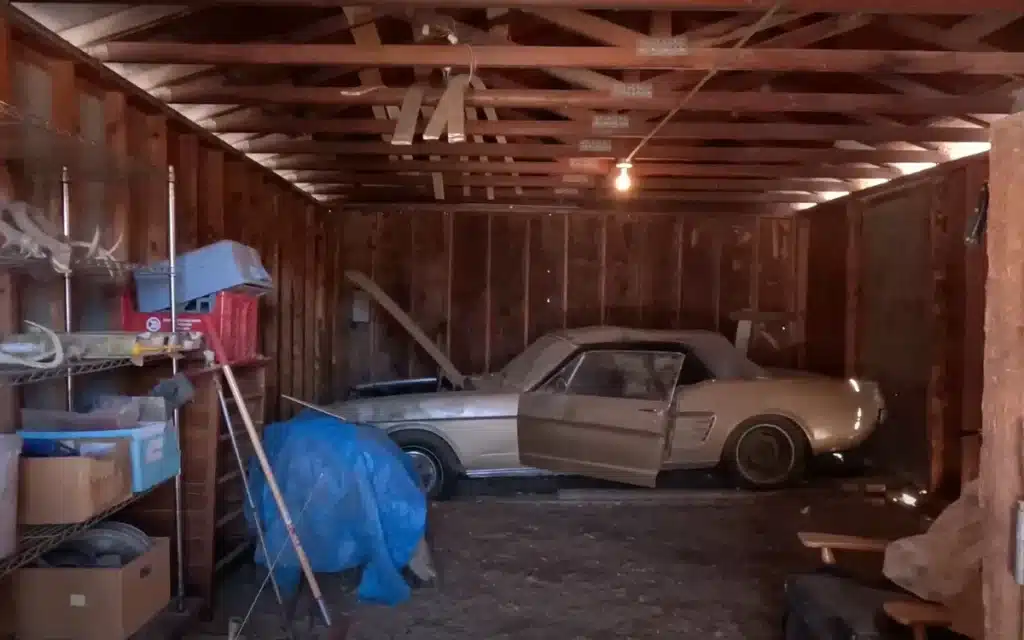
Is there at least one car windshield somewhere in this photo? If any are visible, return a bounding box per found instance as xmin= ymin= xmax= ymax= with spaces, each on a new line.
xmin=497 ymin=334 xmax=567 ymax=390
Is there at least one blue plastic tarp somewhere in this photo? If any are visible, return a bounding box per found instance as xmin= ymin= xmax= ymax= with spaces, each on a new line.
xmin=245 ymin=410 xmax=427 ymax=605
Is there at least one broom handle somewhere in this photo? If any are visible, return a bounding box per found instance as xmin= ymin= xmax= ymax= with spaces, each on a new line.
xmin=220 ymin=363 xmax=333 ymax=627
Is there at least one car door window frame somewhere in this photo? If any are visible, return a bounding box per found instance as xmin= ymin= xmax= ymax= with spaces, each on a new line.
xmin=537 ymin=347 xmax=686 ymax=402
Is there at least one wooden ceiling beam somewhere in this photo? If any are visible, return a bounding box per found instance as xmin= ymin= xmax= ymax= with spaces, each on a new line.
xmin=88 ymin=43 xmax=1024 ymax=75
xmin=324 ymin=200 xmax=797 ymax=216
xmin=28 ymin=0 xmax=1022 ymax=13
xmin=270 ymin=157 xmax=900 ymax=179
xmin=57 ymin=5 xmax=191 ymax=48
xmin=238 ymin=139 xmax=945 ymax=163
xmin=159 ymin=84 xmax=1013 ymax=115
xmin=205 ymin=114 xmax=989 ymax=142
xmin=292 ymin=172 xmax=849 ymax=192
xmin=323 ymin=185 xmax=826 ymax=203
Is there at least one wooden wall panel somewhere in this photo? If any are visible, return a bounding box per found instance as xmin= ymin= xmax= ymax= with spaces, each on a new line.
xmin=449 ymin=213 xmax=489 ymax=374
xmin=373 ymin=211 xmax=413 ymax=379
xmin=341 ymin=211 xmax=801 ymax=387
xmin=526 ymin=214 xmax=566 ymax=343
xmin=679 ymin=217 xmax=718 ymax=331
xmin=488 ymin=215 xmax=528 ymax=370
xmin=800 ymin=153 xmax=989 ymax=494
xmin=566 ymin=216 xmax=604 ymax=329
xmin=718 ymin=218 xmax=756 ymax=340
xmin=408 ymin=211 xmax=450 ymax=376
xmin=639 ymin=216 xmax=679 ymax=330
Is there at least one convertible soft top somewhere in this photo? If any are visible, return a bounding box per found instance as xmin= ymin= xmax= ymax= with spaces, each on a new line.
xmin=498 ymin=326 xmax=764 ymax=391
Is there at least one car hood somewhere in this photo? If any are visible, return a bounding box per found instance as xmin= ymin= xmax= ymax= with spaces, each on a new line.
xmin=324 ymin=389 xmax=515 ymax=424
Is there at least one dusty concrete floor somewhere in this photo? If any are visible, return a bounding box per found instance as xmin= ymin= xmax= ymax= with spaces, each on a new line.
xmin=188 ymin=488 xmax=923 ymax=640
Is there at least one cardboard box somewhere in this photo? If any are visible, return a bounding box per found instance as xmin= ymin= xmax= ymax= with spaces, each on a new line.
xmin=16 ymin=537 xmax=170 ymax=640
xmin=19 ymin=440 xmax=132 ymax=525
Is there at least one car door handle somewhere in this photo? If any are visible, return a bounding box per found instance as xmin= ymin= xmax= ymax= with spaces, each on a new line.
xmin=638 ymin=408 xmax=663 ymax=414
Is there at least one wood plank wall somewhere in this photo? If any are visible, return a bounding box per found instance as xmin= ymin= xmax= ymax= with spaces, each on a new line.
xmin=0 ymin=12 xmax=342 ymax=430
xmin=800 ymin=153 xmax=988 ymax=496
xmin=340 ymin=211 xmax=806 ymax=388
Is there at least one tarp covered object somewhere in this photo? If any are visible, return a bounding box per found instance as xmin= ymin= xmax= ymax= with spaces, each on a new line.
xmin=245 ymin=410 xmax=427 ymax=605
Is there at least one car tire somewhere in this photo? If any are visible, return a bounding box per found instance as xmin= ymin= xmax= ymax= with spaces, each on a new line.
xmin=390 ymin=430 xmax=460 ymax=501
xmin=723 ymin=416 xmax=808 ymax=490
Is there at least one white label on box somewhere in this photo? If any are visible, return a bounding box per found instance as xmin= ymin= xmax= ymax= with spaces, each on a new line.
xmin=145 ymin=437 xmax=164 ymax=463
xmin=70 ymin=594 xmax=86 ymax=607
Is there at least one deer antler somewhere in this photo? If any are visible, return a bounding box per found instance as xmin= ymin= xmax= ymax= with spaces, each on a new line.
xmin=4 ymin=201 xmax=72 ymax=274
xmin=0 ymin=321 xmax=65 ymax=369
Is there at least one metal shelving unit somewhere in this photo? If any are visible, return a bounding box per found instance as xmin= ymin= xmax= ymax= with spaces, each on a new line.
xmin=0 ymin=101 xmax=188 ymax=595
xmin=0 ymin=354 xmax=186 ymax=387
xmin=0 ymin=486 xmax=157 ymax=579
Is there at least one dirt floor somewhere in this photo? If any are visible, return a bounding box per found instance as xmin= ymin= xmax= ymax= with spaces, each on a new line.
xmin=187 ymin=487 xmax=924 ymax=640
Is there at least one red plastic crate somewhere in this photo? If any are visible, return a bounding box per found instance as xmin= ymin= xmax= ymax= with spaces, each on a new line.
xmin=120 ymin=288 xmax=261 ymax=364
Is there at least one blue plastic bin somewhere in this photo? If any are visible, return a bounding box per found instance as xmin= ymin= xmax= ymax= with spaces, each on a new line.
xmin=134 ymin=240 xmax=273 ymax=312
xmin=20 ymin=421 xmax=181 ymax=493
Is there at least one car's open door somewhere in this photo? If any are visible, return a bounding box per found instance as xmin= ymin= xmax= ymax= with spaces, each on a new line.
xmin=517 ymin=350 xmax=684 ymax=487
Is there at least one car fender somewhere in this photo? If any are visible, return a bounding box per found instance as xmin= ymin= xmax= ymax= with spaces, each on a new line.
xmin=384 ymin=422 xmax=467 ymax=473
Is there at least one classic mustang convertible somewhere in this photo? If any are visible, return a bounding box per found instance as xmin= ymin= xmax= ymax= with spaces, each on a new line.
xmin=326 ymin=271 xmax=886 ymax=499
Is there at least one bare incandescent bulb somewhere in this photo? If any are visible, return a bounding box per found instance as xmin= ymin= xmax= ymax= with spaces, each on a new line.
xmin=614 ymin=161 xmax=633 ymax=192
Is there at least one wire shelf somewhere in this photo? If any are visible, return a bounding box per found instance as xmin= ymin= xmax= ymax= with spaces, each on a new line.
xmin=0 ymin=353 xmax=190 ymax=388
xmin=0 ymin=252 xmax=170 ymax=281
xmin=0 ymin=487 xmax=159 ymax=578
xmin=0 ymin=102 xmax=159 ymax=181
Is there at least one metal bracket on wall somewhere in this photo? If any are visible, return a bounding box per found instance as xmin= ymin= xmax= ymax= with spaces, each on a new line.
xmin=965 ymin=182 xmax=988 ymax=245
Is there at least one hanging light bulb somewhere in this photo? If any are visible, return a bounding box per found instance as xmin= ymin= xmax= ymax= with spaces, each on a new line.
xmin=614 ymin=161 xmax=633 ymax=193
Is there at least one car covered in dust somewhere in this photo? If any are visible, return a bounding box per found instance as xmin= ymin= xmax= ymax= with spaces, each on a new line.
xmin=320 ymin=271 xmax=886 ymax=499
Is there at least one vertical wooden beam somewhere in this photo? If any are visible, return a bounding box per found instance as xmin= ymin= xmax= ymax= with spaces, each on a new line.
xmin=926 ymin=178 xmax=950 ymax=494
xmin=197 ymin=147 xmax=224 ymax=245
xmin=844 ymin=200 xmax=863 ymax=377
xmin=303 ymin=205 xmax=317 ymax=396
xmin=222 ymin=159 xmax=245 ymax=243
xmin=276 ymin=194 xmax=295 ymax=416
xmin=794 ymin=217 xmax=810 ymax=369
xmin=981 ymin=111 xmax=1024 ymax=640
xmin=143 ymin=115 xmax=168 ymax=261
xmin=41 ymin=59 xmax=76 ymax=408
xmin=0 ymin=13 xmax=18 ymax=431
xmin=103 ymin=91 xmax=129 ymax=261
xmin=313 ymin=212 xmax=327 ymax=400
xmin=170 ymin=132 xmax=199 ymax=252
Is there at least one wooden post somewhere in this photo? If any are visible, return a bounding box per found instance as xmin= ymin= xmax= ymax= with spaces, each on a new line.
xmin=0 ymin=14 xmax=18 ymax=432
xmin=981 ymin=110 xmax=1024 ymax=640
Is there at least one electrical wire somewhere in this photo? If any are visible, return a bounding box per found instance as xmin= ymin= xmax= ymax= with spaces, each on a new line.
xmin=624 ymin=1 xmax=788 ymax=164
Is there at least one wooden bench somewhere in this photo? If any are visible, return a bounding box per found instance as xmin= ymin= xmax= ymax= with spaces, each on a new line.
xmin=797 ymin=531 xmax=962 ymax=640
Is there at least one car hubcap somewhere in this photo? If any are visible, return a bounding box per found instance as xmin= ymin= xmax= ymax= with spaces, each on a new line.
xmin=405 ymin=448 xmax=441 ymax=495
xmin=735 ymin=424 xmax=795 ymax=486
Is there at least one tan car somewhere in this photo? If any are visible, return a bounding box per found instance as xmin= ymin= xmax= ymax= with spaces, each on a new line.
xmin=325 ymin=271 xmax=886 ymax=499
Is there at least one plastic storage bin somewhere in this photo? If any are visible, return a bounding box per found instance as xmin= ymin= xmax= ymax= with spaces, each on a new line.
xmin=0 ymin=434 xmax=22 ymax=559
xmin=20 ymin=421 xmax=180 ymax=494
xmin=133 ymin=240 xmax=272 ymax=312
xmin=121 ymin=289 xmax=260 ymax=363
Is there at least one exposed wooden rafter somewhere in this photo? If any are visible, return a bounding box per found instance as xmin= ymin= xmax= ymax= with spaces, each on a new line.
xmin=204 ymin=115 xmax=990 ymax=142
xmin=23 ymin=0 xmax=1024 ymax=13
xmin=156 ymin=84 xmax=1015 ymax=115
xmin=87 ymin=43 xmax=1024 ymax=75
xmin=235 ymin=139 xmax=945 ymax=164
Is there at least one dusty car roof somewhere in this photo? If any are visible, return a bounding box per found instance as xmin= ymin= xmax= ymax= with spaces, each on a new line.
xmin=498 ymin=326 xmax=763 ymax=391
xmin=553 ymin=326 xmax=727 ymax=347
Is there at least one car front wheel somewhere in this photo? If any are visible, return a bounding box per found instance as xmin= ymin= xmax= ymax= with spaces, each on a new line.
xmin=391 ymin=430 xmax=459 ymax=500
xmin=724 ymin=416 xmax=808 ymax=490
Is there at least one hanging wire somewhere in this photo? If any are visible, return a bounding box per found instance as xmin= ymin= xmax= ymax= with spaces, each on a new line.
xmin=624 ymin=1 xmax=788 ymax=164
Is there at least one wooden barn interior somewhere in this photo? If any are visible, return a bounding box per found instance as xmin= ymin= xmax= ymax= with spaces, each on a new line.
xmin=0 ymin=1 xmax=1020 ymax=638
